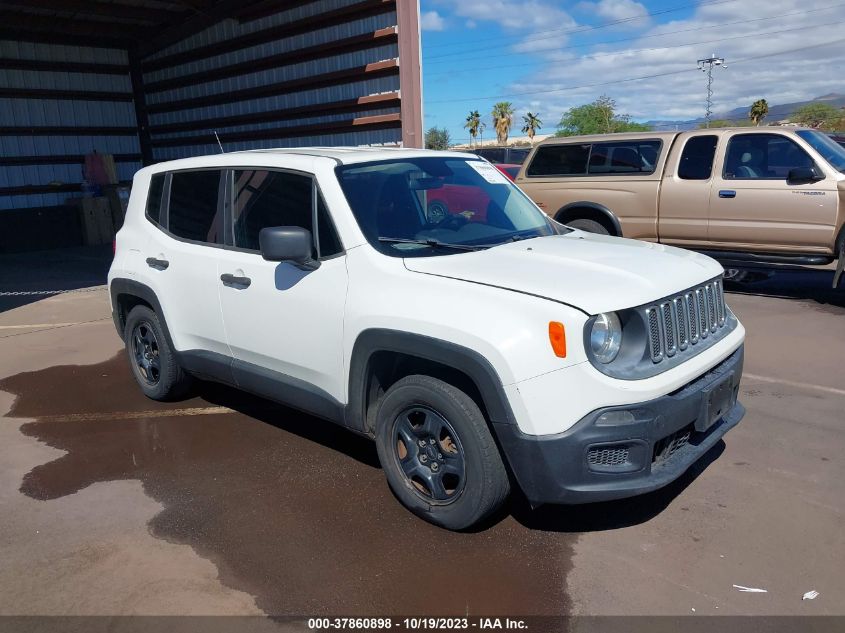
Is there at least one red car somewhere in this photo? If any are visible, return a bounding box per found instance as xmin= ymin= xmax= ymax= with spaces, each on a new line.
xmin=424 ymin=164 xmax=523 ymax=224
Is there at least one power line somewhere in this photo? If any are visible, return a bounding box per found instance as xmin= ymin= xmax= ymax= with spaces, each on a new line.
xmin=424 ymin=20 xmax=845 ymax=78
xmin=424 ymin=2 xmax=845 ymax=65
xmin=425 ymin=37 xmax=845 ymax=104
xmin=423 ymin=0 xmax=742 ymax=54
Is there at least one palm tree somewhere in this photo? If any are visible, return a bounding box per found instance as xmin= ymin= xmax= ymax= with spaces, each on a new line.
xmin=521 ymin=112 xmax=542 ymax=145
xmin=749 ymin=99 xmax=769 ymax=126
xmin=491 ymin=102 xmax=515 ymax=145
xmin=463 ymin=110 xmax=481 ymax=148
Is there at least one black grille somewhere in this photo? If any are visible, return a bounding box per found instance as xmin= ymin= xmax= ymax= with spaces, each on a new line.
xmin=652 ymin=426 xmax=692 ymax=465
xmin=646 ymin=279 xmax=729 ymax=364
xmin=588 ymin=445 xmax=630 ymax=467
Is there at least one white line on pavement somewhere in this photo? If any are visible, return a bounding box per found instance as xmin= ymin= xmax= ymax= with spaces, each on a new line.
xmin=744 ymin=373 xmax=845 ymax=397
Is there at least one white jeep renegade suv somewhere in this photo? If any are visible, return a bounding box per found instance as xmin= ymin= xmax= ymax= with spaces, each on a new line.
xmin=109 ymin=148 xmax=745 ymax=530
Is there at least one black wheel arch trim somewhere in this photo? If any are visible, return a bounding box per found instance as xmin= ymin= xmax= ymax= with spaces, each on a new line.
xmin=110 ymin=278 xmax=177 ymax=350
xmin=346 ymin=329 xmax=517 ymax=434
xmin=555 ymin=201 xmax=622 ymax=236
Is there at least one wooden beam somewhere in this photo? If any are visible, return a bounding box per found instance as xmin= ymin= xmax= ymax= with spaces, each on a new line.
xmin=0 ymin=0 xmax=186 ymax=24
xmin=0 ymin=58 xmax=128 ymax=75
xmin=143 ymin=27 xmax=398 ymax=94
xmin=141 ymin=0 xmax=395 ymax=70
xmin=0 ymin=154 xmax=141 ymax=167
xmin=0 ymin=87 xmax=132 ymax=103
xmin=147 ymin=59 xmax=399 ymax=114
xmin=0 ymin=125 xmax=138 ymax=137
xmin=148 ymin=92 xmax=401 ymax=134
xmin=151 ymin=113 xmax=401 ymax=148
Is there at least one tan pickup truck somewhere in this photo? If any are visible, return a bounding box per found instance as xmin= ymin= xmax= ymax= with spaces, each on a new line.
xmin=515 ymin=128 xmax=845 ymax=286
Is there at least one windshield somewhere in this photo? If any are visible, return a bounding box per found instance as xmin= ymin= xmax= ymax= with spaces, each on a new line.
xmin=796 ymin=130 xmax=845 ymax=172
xmin=336 ymin=157 xmax=564 ymax=256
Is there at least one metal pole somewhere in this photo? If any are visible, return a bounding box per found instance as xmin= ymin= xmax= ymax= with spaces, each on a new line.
xmin=697 ymin=54 xmax=726 ymax=128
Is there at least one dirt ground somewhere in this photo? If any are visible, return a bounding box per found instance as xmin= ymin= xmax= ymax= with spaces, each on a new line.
xmin=0 ymin=251 xmax=842 ymax=619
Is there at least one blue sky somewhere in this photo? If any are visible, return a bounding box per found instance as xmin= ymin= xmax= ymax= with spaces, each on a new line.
xmin=419 ymin=0 xmax=845 ymax=144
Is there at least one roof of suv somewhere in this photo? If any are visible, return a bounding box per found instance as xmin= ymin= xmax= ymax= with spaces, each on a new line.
xmin=233 ymin=147 xmax=476 ymax=165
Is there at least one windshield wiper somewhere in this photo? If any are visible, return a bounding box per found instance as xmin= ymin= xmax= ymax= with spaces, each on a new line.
xmin=377 ymin=237 xmax=484 ymax=251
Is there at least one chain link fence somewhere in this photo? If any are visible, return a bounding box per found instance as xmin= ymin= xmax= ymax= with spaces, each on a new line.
xmin=0 ymin=286 xmax=105 ymax=297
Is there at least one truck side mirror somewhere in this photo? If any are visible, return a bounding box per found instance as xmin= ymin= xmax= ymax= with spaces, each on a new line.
xmin=259 ymin=226 xmax=320 ymax=270
xmin=787 ymin=166 xmax=823 ymax=185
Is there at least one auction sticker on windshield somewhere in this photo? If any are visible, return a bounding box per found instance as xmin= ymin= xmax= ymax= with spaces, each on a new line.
xmin=468 ymin=161 xmax=510 ymax=185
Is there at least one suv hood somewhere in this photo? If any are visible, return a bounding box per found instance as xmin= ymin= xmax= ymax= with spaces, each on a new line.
xmin=403 ymin=232 xmax=723 ymax=315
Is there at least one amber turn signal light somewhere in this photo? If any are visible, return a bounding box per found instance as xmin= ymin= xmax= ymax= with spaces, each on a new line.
xmin=548 ymin=321 xmax=566 ymax=358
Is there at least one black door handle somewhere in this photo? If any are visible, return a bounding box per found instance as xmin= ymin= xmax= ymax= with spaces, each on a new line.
xmin=220 ymin=273 xmax=251 ymax=288
xmin=146 ymin=257 xmax=169 ymax=270
xmin=719 ymin=190 xmax=737 ymax=199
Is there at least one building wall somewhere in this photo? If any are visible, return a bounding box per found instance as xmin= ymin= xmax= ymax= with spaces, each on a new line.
xmin=139 ymin=0 xmax=416 ymax=162
xmin=0 ymin=41 xmax=142 ymax=211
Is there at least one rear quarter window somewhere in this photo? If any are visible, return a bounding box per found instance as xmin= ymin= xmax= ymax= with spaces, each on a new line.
xmin=145 ymin=173 xmax=165 ymax=226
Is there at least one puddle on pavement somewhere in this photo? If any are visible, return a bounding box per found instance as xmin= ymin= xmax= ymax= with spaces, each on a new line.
xmin=1 ymin=353 xmax=575 ymax=615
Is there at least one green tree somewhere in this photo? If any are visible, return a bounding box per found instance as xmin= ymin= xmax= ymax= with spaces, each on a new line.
xmin=491 ymin=102 xmax=515 ymax=144
xmin=521 ymin=112 xmax=542 ymax=145
xmin=555 ymin=95 xmax=650 ymax=136
xmin=749 ymin=99 xmax=769 ymax=126
xmin=792 ymin=103 xmax=841 ymax=129
xmin=463 ymin=110 xmax=482 ymax=148
xmin=424 ymin=126 xmax=451 ymax=150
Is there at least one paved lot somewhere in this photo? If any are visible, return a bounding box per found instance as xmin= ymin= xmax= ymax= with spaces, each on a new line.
xmin=0 ymin=250 xmax=843 ymax=617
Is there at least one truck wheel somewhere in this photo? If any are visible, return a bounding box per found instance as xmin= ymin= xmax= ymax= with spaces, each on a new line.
xmin=375 ymin=375 xmax=510 ymax=530
xmin=567 ymin=218 xmax=610 ymax=235
xmin=124 ymin=305 xmax=192 ymax=401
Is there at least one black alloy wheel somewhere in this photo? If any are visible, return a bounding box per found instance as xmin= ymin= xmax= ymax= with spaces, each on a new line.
xmin=392 ymin=406 xmax=466 ymax=503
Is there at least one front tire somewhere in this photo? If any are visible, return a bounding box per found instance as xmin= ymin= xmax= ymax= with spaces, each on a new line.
xmin=375 ymin=375 xmax=510 ymax=530
xmin=124 ymin=305 xmax=192 ymax=401
xmin=567 ymin=218 xmax=610 ymax=235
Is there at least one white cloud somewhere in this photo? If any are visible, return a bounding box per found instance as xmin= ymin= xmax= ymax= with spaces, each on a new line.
xmin=583 ymin=0 xmax=649 ymax=25
xmin=466 ymin=19 xmax=477 ymax=29
xmin=501 ymin=0 xmax=845 ymax=122
xmin=420 ymin=10 xmax=446 ymax=31
xmin=441 ymin=0 xmax=577 ymax=31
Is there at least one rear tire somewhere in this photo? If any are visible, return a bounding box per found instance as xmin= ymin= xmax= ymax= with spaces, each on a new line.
xmin=375 ymin=375 xmax=510 ymax=530
xmin=124 ymin=305 xmax=192 ymax=401
xmin=567 ymin=218 xmax=610 ymax=235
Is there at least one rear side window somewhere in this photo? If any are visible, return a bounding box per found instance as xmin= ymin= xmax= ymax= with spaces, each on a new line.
xmin=145 ymin=173 xmax=165 ymax=226
xmin=527 ymin=144 xmax=590 ymax=176
xmin=588 ymin=140 xmax=661 ymax=174
xmin=678 ymin=135 xmax=718 ymax=180
xmin=232 ymin=169 xmax=342 ymax=258
xmin=167 ymin=170 xmax=224 ymax=243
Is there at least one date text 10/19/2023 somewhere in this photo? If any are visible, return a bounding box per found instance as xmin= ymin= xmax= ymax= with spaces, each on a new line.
xmin=307 ymin=618 xmax=529 ymax=630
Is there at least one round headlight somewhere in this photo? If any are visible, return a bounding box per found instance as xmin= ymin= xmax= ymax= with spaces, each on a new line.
xmin=590 ymin=312 xmax=622 ymax=364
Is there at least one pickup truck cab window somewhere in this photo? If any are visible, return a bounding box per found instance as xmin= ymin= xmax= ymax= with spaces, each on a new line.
xmin=723 ymin=133 xmax=815 ymax=180
xmin=337 ymin=157 xmax=561 ymax=256
xmin=678 ymin=135 xmax=718 ymax=180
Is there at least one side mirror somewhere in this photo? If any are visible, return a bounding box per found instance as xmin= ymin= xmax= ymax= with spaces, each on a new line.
xmin=259 ymin=226 xmax=320 ymax=270
xmin=787 ymin=166 xmax=823 ymax=185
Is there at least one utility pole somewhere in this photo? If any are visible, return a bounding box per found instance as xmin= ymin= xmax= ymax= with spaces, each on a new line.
xmin=697 ymin=53 xmax=726 ymax=128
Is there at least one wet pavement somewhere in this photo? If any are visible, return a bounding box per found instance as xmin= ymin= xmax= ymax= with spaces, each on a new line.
xmin=0 ymin=264 xmax=843 ymax=617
